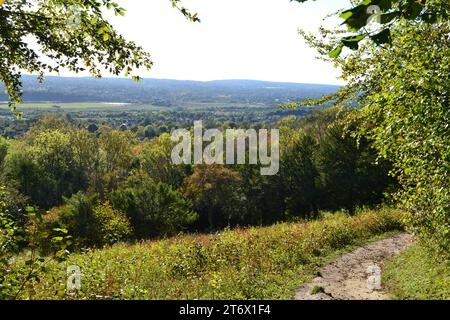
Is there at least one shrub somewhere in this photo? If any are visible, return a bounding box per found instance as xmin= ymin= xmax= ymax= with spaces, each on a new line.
xmin=110 ymin=172 xmax=198 ymax=238
xmin=52 ymin=192 xmax=132 ymax=248
xmin=56 ymin=192 xmax=100 ymax=248
xmin=1 ymin=207 xmax=71 ymax=300
xmin=93 ymin=202 xmax=132 ymax=245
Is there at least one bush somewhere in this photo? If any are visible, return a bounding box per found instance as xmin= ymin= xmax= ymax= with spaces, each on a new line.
xmin=93 ymin=202 xmax=132 ymax=245
xmin=0 ymin=211 xmax=19 ymax=299
xmin=55 ymin=192 xmax=99 ymax=248
xmin=0 ymin=184 xmax=28 ymax=222
xmin=51 ymin=192 xmax=132 ymax=248
xmin=1 ymin=206 xmax=71 ymax=300
xmin=110 ymin=172 xmax=198 ymax=238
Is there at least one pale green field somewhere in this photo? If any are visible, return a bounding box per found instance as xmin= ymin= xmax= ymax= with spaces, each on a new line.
xmin=0 ymin=102 xmax=272 ymax=111
xmin=2 ymin=102 xmax=137 ymax=110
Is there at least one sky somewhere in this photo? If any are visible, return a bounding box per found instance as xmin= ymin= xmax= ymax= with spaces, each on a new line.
xmin=67 ymin=0 xmax=350 ymax=85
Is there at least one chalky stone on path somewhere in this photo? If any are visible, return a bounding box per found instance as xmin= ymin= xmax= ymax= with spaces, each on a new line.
xmin=294 ymin=233 xmax=415 ymax=300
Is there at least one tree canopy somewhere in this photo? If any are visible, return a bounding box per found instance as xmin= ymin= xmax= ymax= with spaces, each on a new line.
xmin=294 ymin=0 xmax=447 ymax=57
xmin=299 ymin=6 xmax=450 ymax=255
xmin=2 ymin=0 xmax=444 ymax=114
xmin=0 ymin=0 xmax=198 ymax=114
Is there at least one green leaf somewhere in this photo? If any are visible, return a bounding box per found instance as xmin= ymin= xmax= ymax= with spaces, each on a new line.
xmin=340 ymin=5 xmax=370 ymax=31
xmin=380 ymin=11 xmax=401 ymax=24
xmin=329 ymin=43 xmax=344 ymax=58
xmin=370 ymin=28 xmax=391 ymax=45
xmin=403 ymin=1 xmax=424 ymax=19
xmin=342 ymin=34 xmax=367 ymax=50
xmin=53 ymin=228 xmax=68 ymax=234
xmin=421 ymin=12 xmax=438 ymax=24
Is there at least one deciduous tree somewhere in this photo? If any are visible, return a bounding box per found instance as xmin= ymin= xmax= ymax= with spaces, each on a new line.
xmin=0 ymin=0 xmax=199 ymax=113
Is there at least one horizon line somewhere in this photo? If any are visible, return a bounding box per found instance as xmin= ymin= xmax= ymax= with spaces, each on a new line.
xmin=20 ymin=74 xmax=344 ymax=87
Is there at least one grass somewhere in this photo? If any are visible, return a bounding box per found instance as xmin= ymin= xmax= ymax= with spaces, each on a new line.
xmin=383 ymin=243 xmax=450 ymax=300
xmin=21 ymin=208 xmax=405 ymax=300
xmin=311 ymin=285 xmax=326 ymax=295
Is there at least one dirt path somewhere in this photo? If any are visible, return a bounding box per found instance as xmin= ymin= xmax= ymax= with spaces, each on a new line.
xmin=294 ymin=233 xmax=415 ymax=300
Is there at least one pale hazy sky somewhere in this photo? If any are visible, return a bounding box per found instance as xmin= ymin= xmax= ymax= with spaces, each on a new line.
xmin=67 ymin=0 xmax=350 ymax=85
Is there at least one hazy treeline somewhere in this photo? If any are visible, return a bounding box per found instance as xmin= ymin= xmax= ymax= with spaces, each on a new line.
xmin=0 ymin=76 xmax=340 ymax=105
xmin=0 ymin=104 xmax=313 ymax=138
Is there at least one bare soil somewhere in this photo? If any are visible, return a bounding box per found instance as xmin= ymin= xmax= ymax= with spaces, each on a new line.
xmin=294 ymin=233 xmax=415 ymax=300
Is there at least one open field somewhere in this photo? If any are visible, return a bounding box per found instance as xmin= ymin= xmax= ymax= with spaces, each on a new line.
xmin=2 ymin=102 xmax=156 ymax=111
xmin=0 ymin=101 xmax=285 ymax=111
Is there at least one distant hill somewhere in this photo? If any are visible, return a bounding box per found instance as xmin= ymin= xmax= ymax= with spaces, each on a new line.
xmin=0 ymin=76 xmax=340 ymax=106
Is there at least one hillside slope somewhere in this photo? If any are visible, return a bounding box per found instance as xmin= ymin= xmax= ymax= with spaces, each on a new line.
xmin=0 ymin=75 xmax=340 ymax=105
xmin=22 ymin=208 xmax=404 ymax=300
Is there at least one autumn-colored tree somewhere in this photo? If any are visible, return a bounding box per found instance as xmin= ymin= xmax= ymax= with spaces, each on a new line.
xmin=182 ymin=165 xmax=243 ymax=230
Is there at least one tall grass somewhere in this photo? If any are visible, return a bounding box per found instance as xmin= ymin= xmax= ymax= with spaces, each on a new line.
xmin=23 ymin=208 xmax=404 ymax=300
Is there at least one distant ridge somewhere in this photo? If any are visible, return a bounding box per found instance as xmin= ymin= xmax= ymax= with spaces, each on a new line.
xmin=0 ymin=75 xmax=341 ymax=105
